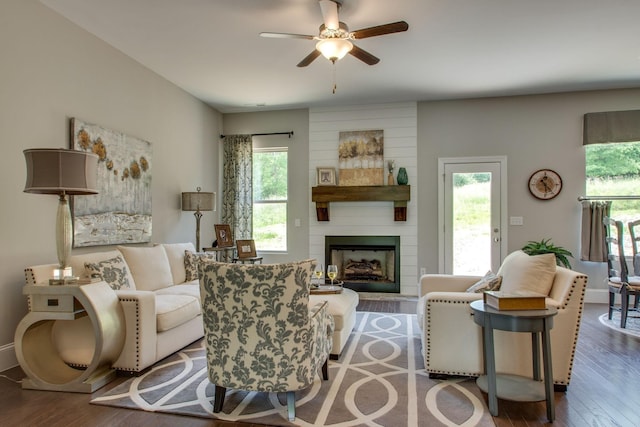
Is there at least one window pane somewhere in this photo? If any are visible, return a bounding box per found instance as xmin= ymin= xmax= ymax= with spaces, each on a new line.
xmin=253 ymin=151 xmax=287 ymax=201
xmin=253 ymin=203 xmax=287 ymax=251
xmin=253 ymin=149 xmax=287 ymax=251
xmin=586 ymin=141 xmax=640 ymax=254
xmin=452 ymin=173 xmax=491 ymax=275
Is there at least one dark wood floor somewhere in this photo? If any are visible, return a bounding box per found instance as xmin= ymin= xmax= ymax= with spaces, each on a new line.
xmin=1 ymin=301 xmax=638 ymax=426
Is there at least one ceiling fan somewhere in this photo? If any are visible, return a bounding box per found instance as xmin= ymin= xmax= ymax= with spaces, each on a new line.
xmin=260 ymin=0 xmax=409 ymax=67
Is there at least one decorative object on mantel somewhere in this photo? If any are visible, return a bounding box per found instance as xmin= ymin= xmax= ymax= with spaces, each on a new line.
xmin=338 ymin=129 xmax=384 ymax=186
xmin=387 ymin=160 xmax=395 ymax=185
xmin=70 ymin=118 xmax=152 ymax=247
xmin=23 ymin=148 xmax=99 ymax=284
xmin=397 ymin=167 xmax=408 ymax=185
xmin=316 ymin=167 xmax=337 ymax=186
xmin=311 ymin=185 xmax=410 ymax=221
xmin=182 ymin=187 xmax=215 ymax=252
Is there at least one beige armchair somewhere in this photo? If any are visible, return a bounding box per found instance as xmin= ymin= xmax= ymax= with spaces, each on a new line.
xmin=199 ymin=258 xmax=334 ymax=422
xmin=417 ymin=251 xmax=588 ymax=390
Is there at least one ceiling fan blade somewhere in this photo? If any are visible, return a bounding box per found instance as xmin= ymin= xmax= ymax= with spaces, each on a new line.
xmin=349 ymin=44 xmax=380 ymax=65
xmin=351 ymin=21 xmax=409 ymax=39
xmin=260 ymin=32 xmax=315 ymax=40
xmin=319 ymin=0 xmax=340 ymax=30
xmin=297 ymin=50 xmax=322 ymax=67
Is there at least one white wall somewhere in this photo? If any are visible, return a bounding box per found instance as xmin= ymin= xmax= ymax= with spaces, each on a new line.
xmin=0 ymin=0 xmax=221 ymax=370
xmin=309 ymin=103 xmax=419 ymax=296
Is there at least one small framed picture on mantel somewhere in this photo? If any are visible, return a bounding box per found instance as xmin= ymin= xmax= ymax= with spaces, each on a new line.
xmin=317 ymin=167 xmax=337 ymax=186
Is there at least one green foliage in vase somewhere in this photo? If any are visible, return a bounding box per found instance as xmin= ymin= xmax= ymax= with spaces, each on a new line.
xmin=521 ymin=239 xmax=573 ymax=269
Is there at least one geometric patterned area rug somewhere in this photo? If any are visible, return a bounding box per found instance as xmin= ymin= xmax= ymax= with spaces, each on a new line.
xmin=598 ymin=312 xmax=640 ymax=338
xmin=91 ymin=312 xmax=494 ymax=426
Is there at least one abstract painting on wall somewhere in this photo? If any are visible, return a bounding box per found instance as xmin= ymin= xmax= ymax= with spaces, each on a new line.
xmin=70 ymin=118 xmax=152 ymax=247
xmin=338 ymin=130 xmax=384 ymax=186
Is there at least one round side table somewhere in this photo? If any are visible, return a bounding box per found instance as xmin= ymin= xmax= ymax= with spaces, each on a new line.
xmin=470 ymin=299 xmax=557 ymax=422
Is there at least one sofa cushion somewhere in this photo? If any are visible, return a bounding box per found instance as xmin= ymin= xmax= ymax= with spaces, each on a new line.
xmin=184 ymin=250 xmax=218 ymax=281
xmin=155 ymin=294 xmax=201 ymax=332
xmin=84 ymin=254 xmax=135 ymax=290
xmin=161 ymin=243 xmax=196 ymax=284
xmin=155 ymin=281 xmax=201 ymax=304
xmin=497 ymin=250 xmax=556 ymax=296
xmin=466 ymin=271 xmax=502 ymax=293
xmin=118 ymin=245 xmax=173 ymax=291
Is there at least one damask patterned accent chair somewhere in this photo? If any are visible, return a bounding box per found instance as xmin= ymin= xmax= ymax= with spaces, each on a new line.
xmin=199 ymin=258 xmax=334 ymax=422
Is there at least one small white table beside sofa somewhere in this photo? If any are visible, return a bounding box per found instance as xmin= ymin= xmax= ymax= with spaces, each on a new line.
xmin=19 ymin=243 xmax=358 ymax=390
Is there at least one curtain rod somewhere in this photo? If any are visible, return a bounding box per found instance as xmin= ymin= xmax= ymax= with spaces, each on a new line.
xmin=219 ymin=131 xmax=294 ymax=139
xmin=578 ymin=195 xmax=640 ymax=201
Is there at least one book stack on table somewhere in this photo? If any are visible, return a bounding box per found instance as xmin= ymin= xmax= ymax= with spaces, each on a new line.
xmin=483 ymin=290 xmax=546 ymax=310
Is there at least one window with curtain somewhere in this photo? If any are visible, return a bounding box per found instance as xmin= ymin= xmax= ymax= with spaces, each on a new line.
xmin=253 ymin=147 xmax=288 ymax=251
xmin=585 ymin=140 xmax=640 ymax=253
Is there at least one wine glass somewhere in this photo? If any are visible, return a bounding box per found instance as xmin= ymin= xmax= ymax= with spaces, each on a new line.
xmin=313 ymin=263 xmax=324 ymax=285
xmin=327 ymin=265 xmax=338 ymax=287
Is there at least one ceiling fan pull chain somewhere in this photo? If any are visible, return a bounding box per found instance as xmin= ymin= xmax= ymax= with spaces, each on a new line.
xmin=332 ymin=62 xmax=337 ymax=94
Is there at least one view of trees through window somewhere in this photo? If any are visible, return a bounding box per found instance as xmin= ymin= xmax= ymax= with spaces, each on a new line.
xmin=253 ymin=148 xmax=287 ymax=251
xmin=585 ymin=141 xmax=640 ymax=252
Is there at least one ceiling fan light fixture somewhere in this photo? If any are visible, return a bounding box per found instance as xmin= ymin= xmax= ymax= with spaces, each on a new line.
xmin=316 ymin=38 xmax=353 ymax=62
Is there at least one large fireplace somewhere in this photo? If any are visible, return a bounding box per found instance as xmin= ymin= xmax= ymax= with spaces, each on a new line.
xmin=325 ymin=235 xmax=400 ymax=293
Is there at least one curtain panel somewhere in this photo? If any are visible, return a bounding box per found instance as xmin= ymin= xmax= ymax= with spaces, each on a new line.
xmin=580 ymin=201 xmax=611 ymax=262
xmin=221 ymin=135 xmax=253 ymax=241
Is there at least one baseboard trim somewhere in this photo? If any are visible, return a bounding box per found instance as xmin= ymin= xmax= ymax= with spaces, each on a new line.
xmin=0 ymin=343 xmax=18 ymax=373
xmin=585 ymin=289 xmax=608 ymax=304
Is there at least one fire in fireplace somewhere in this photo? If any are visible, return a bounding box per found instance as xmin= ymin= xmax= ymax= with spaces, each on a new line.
xmin=324 ymin=235 xmax=400 ymax=293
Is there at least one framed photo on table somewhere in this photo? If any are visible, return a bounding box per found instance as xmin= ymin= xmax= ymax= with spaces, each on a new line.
xmin=214 ymin=224 xmax=233 ymax=248
xmin=236 ymin=239 xmax=257 ymax=259
xmin=317 ymin=167 xmax=337 ymax=186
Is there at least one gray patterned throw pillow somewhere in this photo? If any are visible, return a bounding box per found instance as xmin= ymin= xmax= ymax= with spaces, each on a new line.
xmin=184 ymin=250 xmax=218 ymax=281
xmin=85 ymin=255 xmax=135 ymax=290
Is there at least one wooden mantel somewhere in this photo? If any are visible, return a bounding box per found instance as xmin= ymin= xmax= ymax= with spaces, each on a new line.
xmin=311 ymin=185 xmax=411 ymax=221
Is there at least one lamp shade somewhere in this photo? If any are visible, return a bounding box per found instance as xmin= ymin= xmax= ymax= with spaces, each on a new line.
xmin=316 ymin=38 xmax=353 ymax=62
xmin=24 ymin=149 xmax=99 ymax=195
xmin=182 ymin=188 xmax=215 ymax=212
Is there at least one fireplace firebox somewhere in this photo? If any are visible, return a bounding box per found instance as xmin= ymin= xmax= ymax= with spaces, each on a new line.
xmin=324 ymin=235 xmax=400 ymax=293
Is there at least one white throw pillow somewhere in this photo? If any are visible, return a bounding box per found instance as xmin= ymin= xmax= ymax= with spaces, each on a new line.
xmin=161 ymin=243 xmax=196 ymax=284
xmin=466 ymin=271 xmax=502 ymax=293
xmin=497 ymin=250 xmax=556 ymax=296
xmin=117 ymin=245 xmax=173 ymax=291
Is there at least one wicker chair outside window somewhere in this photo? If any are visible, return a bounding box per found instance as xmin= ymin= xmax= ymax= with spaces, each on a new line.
xmin=199 ymin=258 xmax=334 ymax=422
xmin=603 ymin=217 xmax=640 ymax=328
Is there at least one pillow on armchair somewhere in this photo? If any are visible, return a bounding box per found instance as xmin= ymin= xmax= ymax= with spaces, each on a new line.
xmin=497 ymin=250 xmax=556 ymax=295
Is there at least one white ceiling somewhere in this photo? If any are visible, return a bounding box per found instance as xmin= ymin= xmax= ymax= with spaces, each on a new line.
xmin=41 ymin=0 xmax=640 ymax=113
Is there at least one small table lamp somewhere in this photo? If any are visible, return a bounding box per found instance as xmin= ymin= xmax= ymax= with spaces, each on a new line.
xmin=182 ymin=187 xmax=215 ymax=251
xmin=24 ymin=149 xmax=99 ymax=283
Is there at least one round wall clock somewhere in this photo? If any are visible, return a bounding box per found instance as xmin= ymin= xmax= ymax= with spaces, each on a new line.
xmin=528 ymin=169 xmax=562 ymax=200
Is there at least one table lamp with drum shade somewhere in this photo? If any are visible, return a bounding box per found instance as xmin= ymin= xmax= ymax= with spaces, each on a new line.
xmin=23 ymin=148 xmax=99 ymax=283
xmin=182 ymin=187 xmax=215 ymax=251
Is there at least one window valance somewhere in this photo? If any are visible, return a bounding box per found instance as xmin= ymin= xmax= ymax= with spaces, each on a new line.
xmin=583 ymin=109 xmax=640 ymax=145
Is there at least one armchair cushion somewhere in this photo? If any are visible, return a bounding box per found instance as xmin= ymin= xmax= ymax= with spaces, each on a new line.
xmin=84 ymin=254 xmax=135 ymax=290
xmin=497 ymin=250 xmax=556 ymax=295
xmin=118 ymin=245 xmax=173 ymax=291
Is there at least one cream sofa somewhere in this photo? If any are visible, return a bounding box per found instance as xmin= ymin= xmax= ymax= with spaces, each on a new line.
xmin=24 ymin=243 xmax=359 ymax=371
xmin=24 ymin=243 xmax=204 ymax=373
xmin=417 ymin=251 xmax=588 ymax=389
